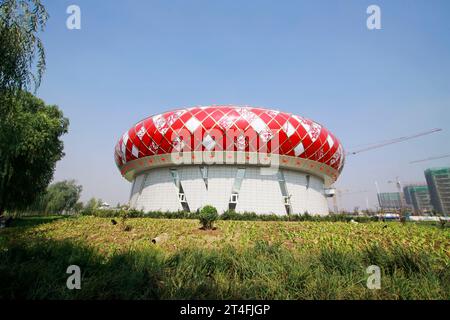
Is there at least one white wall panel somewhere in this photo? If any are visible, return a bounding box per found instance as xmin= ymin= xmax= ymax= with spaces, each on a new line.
xmin=130 ymin=165 xmax=329 ymax=215
xmin=179 ymin=166 xmax=207 ymax=212
xmin=284 ymin=170 xmax=308 ymax=214
xmin=236 ymin=168 xmax=286 ymax=215
xmin=206 ymin=166 xmax=236 ymax=213
xmin=285 ymin=169 xmax=328 ymax=215
xmin=134 ymin=168 xmax=181 ymax=212
xmin=129 ymin=174 xmax=145 ymax=208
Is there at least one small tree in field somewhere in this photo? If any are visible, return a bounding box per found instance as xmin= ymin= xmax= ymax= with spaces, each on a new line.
xmin=199 ymin=205 xmax=218 ymax=230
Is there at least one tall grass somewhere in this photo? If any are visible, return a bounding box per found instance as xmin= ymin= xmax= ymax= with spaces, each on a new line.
xmin=0 ymin=239 xmax=448 ymax=299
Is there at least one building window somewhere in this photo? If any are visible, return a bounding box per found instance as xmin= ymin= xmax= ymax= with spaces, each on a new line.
xmin=277 ymin=170 xmax=292 ymax=215
xmin=200 ymin=166 xmax=208 ymax=190
xmin=170 ymin=168 xmax=190 ymax=212
xmin=170 ymin=169 xmax=180 ymax=188
xmin=229 ymin=168 xmax=245 ymax=210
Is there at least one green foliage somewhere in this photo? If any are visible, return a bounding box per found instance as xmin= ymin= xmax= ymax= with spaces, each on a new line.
xmin=1 ymin=216 xmax=448 ymax=299
xmin=199 ymin=205 xmax=218 ymax=230
xmin=73 ymin=202 xmax=84 ymax=213
xmin=0 ymin=91 xmax=69 ymax=215
xmin=81 ymin=208 xmax=201 ymax=219
xmin=79 ymin=208 xmax=379 ymax=223
xmin=85 ymin=208 xmax=143 ymax=218
xmin=6 ymin=215 xmax=67 ymax=228
xmin=0 ymin=0 xmax=48 ymax=92
xmin=81 ymin=198 xmax=103 ymax=215
xmin=0 ymin=234 xmax=448 ymax=299
xmin=35 ymin=180 xmax=82 ymax=215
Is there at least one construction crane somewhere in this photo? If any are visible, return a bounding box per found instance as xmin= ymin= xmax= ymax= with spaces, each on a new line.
xmin=387 ymin=177 xmax=405 ymax=209
xmin=347 ymin=128 xmax=442 ymax=156
xmin=331 ymin=128 xmax=442 ymax=212
xmin=333 ymin=189 xmax=369 ymax=213
xmin=410 ymin=153 xmax=450 ymax=164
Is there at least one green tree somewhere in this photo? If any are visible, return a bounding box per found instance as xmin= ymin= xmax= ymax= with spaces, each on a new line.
xmin=0 ymin=91 xmax=69 ymax=216
xmin=0 ymin=1 xmax=67 ymax=217
xmin=199 ymin=205 xmax=219 ymax=230
xmin=73 ymin=202 xmax=84 ymax=213
xmin=0 ymin=0 xmax=48 ymax=92
xmin=42 ymin=180 xmax=82 ymax=214
xmin=83 ymin=198 xmax=102 ymax=215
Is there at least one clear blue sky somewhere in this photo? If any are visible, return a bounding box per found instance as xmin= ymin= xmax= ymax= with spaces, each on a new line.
xmin=37 ymin=0 xmax=450 ymax=210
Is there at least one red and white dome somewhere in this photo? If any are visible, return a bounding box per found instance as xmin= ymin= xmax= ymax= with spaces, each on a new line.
xmin=115 ymin=105 xmax=345 ymax=184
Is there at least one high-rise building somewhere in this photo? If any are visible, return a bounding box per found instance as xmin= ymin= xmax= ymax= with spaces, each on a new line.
xmin=424 ymin=168 xmax=450 ymax=215
xmin=404 ymin=185 xmax=433 ymax=214
xmin=403 ymin=186 xmax=413 ymax=206
xmin=377 ymin=192 xmax=401 ymax=210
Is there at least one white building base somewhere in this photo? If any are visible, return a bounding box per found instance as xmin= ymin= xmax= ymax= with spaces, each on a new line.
xmin=129 ymin=165 xmax=329 ymax=216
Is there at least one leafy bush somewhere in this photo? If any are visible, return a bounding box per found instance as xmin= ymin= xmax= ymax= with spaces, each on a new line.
xmin=199 ymin=205 xmax=219 ymax=230
xmin=221 ymin=210 xmax=240 ymax=220
xmin=81 ymin=207 xmax=378 ymax=223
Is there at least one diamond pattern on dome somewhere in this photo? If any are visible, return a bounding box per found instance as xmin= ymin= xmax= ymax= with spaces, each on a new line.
xmin=185 ymin=117 xmax=201 ymax=133
xmin=282 ymin=120 xmax=296 ymax=138
xmin=326 ymin=134 xmax=334 ymax=149
xmin=115 ymin=105 xmax=345 ymax=179
xmin=294 ymin=142 xmax=305 ymax=156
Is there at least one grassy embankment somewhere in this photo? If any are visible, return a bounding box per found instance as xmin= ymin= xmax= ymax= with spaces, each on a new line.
xmin=0 ymin=215 xmax=448 ymax=299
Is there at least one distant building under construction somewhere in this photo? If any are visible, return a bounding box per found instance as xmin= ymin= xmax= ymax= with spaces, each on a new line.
xmin=377 ymin=192 xmax=402 ymax=210
xmin=425 ymin=167 xmax=450 ymax=215
xmin=403 ymin=185 xmax=433 ymax=214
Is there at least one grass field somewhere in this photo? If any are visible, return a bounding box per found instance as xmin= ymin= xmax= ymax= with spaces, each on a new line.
xmin=0 ymin=216 xmax=449 ymax=299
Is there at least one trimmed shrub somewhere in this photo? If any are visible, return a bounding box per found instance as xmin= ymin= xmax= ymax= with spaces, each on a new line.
xmin=221 ymin=210 xmax=240 ymax=221
xmin=81 ymin=207 xmax=379 ymax=223
xmin=199 ymin=205 xmax=219 ymax=230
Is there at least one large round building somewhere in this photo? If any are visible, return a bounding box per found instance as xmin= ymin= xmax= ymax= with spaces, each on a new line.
xmin=115 ymin=105 xmax=345 ymax=215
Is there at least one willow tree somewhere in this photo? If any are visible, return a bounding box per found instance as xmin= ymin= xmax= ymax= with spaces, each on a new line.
xmin=0 ymin=0 xmax=48 ymax=92
xmin=0 ymin=1 xmax=69 ymax=216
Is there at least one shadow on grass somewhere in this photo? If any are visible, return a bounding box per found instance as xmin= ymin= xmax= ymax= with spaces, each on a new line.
xmin=7 ymin=215 xmax=70 ymax=229
xmin=0 ymin=237 xmax=448 ymax=300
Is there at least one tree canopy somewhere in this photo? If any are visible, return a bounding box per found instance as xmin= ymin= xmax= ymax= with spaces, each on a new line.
xmin=29 ymin=179 xmax=83 ymax=214
xmin=0 ymin=0 xmax=48 ymax=92
xmin=83 ymin=198 xmax=103 ymax=215
xmin=0 ymin=91 xmax=69 ymax=214
xmin=0 ymin=0 xmax=50 ymax=127
xmin=0 ymin=0 xmax=71 ymax=216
